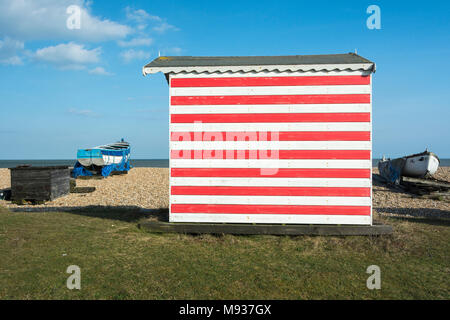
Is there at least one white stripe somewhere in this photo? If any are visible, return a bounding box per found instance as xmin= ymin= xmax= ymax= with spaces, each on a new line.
xmin=169 ymin=213 xmax=371 ymax=225
xmin=170 ymin=159 xmax=371 ymax=168
xmin=170 ymin=104 xmax=371 ymax=114
xmin=170 ymin=122 xmax=371 ymax=132
xmin=170 ymin=140 xmax=371 ymax=150
xmin=170 ymin=177 xmax=371 ymax=187
xmin=170 ymin=70 xmax=371 ymax=78
xmin=171 ymin=85 xmax=370 ymax=96
xmin=172 ymin=195 xmax=371 ymax=206
xmin=102 ymin=155 xmax=124 ymax=165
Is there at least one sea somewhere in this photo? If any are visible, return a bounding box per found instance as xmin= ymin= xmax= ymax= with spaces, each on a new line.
xmin=0 ymin=159 xmax=449 ymax=168
xmin=0 ymin=159 xmax=169 ymax=168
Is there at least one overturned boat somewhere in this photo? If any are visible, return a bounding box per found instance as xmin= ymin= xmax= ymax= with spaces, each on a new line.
xmin=378 ymin=149 xmax=440 ymax=184
xmin=402 ymin=150 xmax=440 ymax=177
xmin=72 ymin=139 xmax=131 ymax=178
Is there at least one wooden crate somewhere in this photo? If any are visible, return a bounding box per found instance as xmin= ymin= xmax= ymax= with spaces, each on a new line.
xmin=9 ymin=166 xmax=70 ymax=201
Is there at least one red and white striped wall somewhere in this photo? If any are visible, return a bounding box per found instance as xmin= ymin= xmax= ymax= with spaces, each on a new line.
xmin=168 ymin=70 xmax=373 ymax=225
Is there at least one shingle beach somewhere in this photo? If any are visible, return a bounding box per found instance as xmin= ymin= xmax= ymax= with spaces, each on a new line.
xmin=1 ymin=167 xmax=449 ymax=220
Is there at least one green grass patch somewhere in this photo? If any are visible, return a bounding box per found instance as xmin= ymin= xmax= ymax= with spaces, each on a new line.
xmin=0 ymin=208 xmax=449 ymax=299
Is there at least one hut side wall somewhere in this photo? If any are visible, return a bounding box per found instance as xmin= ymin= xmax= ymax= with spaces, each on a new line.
xmin=168 ymin=70 xmax=373 ymax=225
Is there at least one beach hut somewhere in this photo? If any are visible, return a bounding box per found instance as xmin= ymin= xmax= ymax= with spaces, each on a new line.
xmin=143 ymin=53 xmax=375 ymax=225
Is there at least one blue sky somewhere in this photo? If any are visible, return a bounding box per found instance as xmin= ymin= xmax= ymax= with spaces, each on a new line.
xmin=0 ymin=0 xmax=449 ymax=159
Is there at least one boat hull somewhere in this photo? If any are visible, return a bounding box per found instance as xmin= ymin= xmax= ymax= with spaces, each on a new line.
xmin=77 ymin=154 xmax=130 ymax=167
xmin=378 ymin=151 xmax=440 ymax=183
xmin=73 ymin=140 xmax=131 ymax=178
xmin=76 ymin=141 xmax=131 ymax=168
xmin=402 ymin=153 xmax=439 ymax=177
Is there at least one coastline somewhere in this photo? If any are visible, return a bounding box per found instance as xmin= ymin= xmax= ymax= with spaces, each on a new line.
xmin=1 ymin=159 xmax=450 ymax=169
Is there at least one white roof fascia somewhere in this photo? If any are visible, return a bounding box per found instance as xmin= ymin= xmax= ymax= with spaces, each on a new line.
xmin=143 ymin=63 xmax=376 ymax=76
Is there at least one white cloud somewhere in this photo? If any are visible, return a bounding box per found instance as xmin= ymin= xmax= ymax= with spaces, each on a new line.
xmin=117 ymin=37 xmax=153 ymax=47
xmin=0 ymin=0 xmax=132 ymax=42
xmin=125 ymin=7 xmax=161 ymax=31
xmin=125 ymin=7 xmax=162 ymax=23
xmin=120 ymin=49 xmax=151 ymax=63
xmin=0 ymin=37 xmax=24 ymax=65
xmin=125 ymin=6 xmax=178 ymax=34
xmin=0 ymin=2 xmax=180 ymax=69
xmin=34 ymin=42 xmax=100 ymax=69
xmin=153 ymin=22 xmax=179 ymax=33
xmin=88 ymin=66 xmax=113 ymax=76
xmin=1 ymin=55 xmax=23 ymax=65
xmin=67 ymin=108 xmax=100 ymax=117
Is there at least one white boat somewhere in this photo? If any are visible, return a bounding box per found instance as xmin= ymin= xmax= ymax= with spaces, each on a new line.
xmin=378 ymin=149 xmax=440 ymax=182
xmin=402 ymin=150 xmax=440 ymax=177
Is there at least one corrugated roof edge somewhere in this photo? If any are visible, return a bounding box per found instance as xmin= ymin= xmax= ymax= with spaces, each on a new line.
xmin=142 ymin=53 xmax=376 ymax=76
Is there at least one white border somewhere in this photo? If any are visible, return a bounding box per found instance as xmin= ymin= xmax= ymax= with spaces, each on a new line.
xmin=144 ymin=63 xmax=375 ymax=75
xmin=170 ymin=213 xmax=371 ymax=225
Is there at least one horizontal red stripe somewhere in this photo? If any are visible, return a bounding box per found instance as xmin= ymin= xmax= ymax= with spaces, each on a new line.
xmin=171 ymin=186 xmax=371 ymax=197
xmin=278 ymin=131 xmax=371 ymax=141
xmin=171 ymin=168 xmax=371 ymax=178
xmin=171 ymin=113 xmax=370 ymax=123
xmin=170 ymin=150 xmax=371 ymax=160
xmin=170 ymin=131 xmax=371 ymax=141
xmin=171 ymin=204 xmax=371 ymax=215
xmin=171 ymin=94 xmax=370 ymax=105
xmin=171 ymin=75 xmax=371 ymax=87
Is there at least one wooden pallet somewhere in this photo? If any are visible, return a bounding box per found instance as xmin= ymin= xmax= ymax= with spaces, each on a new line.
xmin=401 ymin=176 xmax=450 ymax=196
xmin=139 ymin=220 xmax=393 ymax=236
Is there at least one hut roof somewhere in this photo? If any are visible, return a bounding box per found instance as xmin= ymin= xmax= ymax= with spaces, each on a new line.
xmin=143 ymin=52 xmax=375 ymax=76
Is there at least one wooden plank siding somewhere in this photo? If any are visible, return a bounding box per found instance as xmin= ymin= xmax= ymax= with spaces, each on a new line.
xmin=10 ymin=166 xmax=70 ymax=201
xmin=168 ymin=70 xmax=372 ymax=225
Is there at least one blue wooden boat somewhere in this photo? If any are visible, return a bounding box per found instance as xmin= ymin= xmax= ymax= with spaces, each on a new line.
xmin=72 ymin=139 xmax=131 ymax=178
